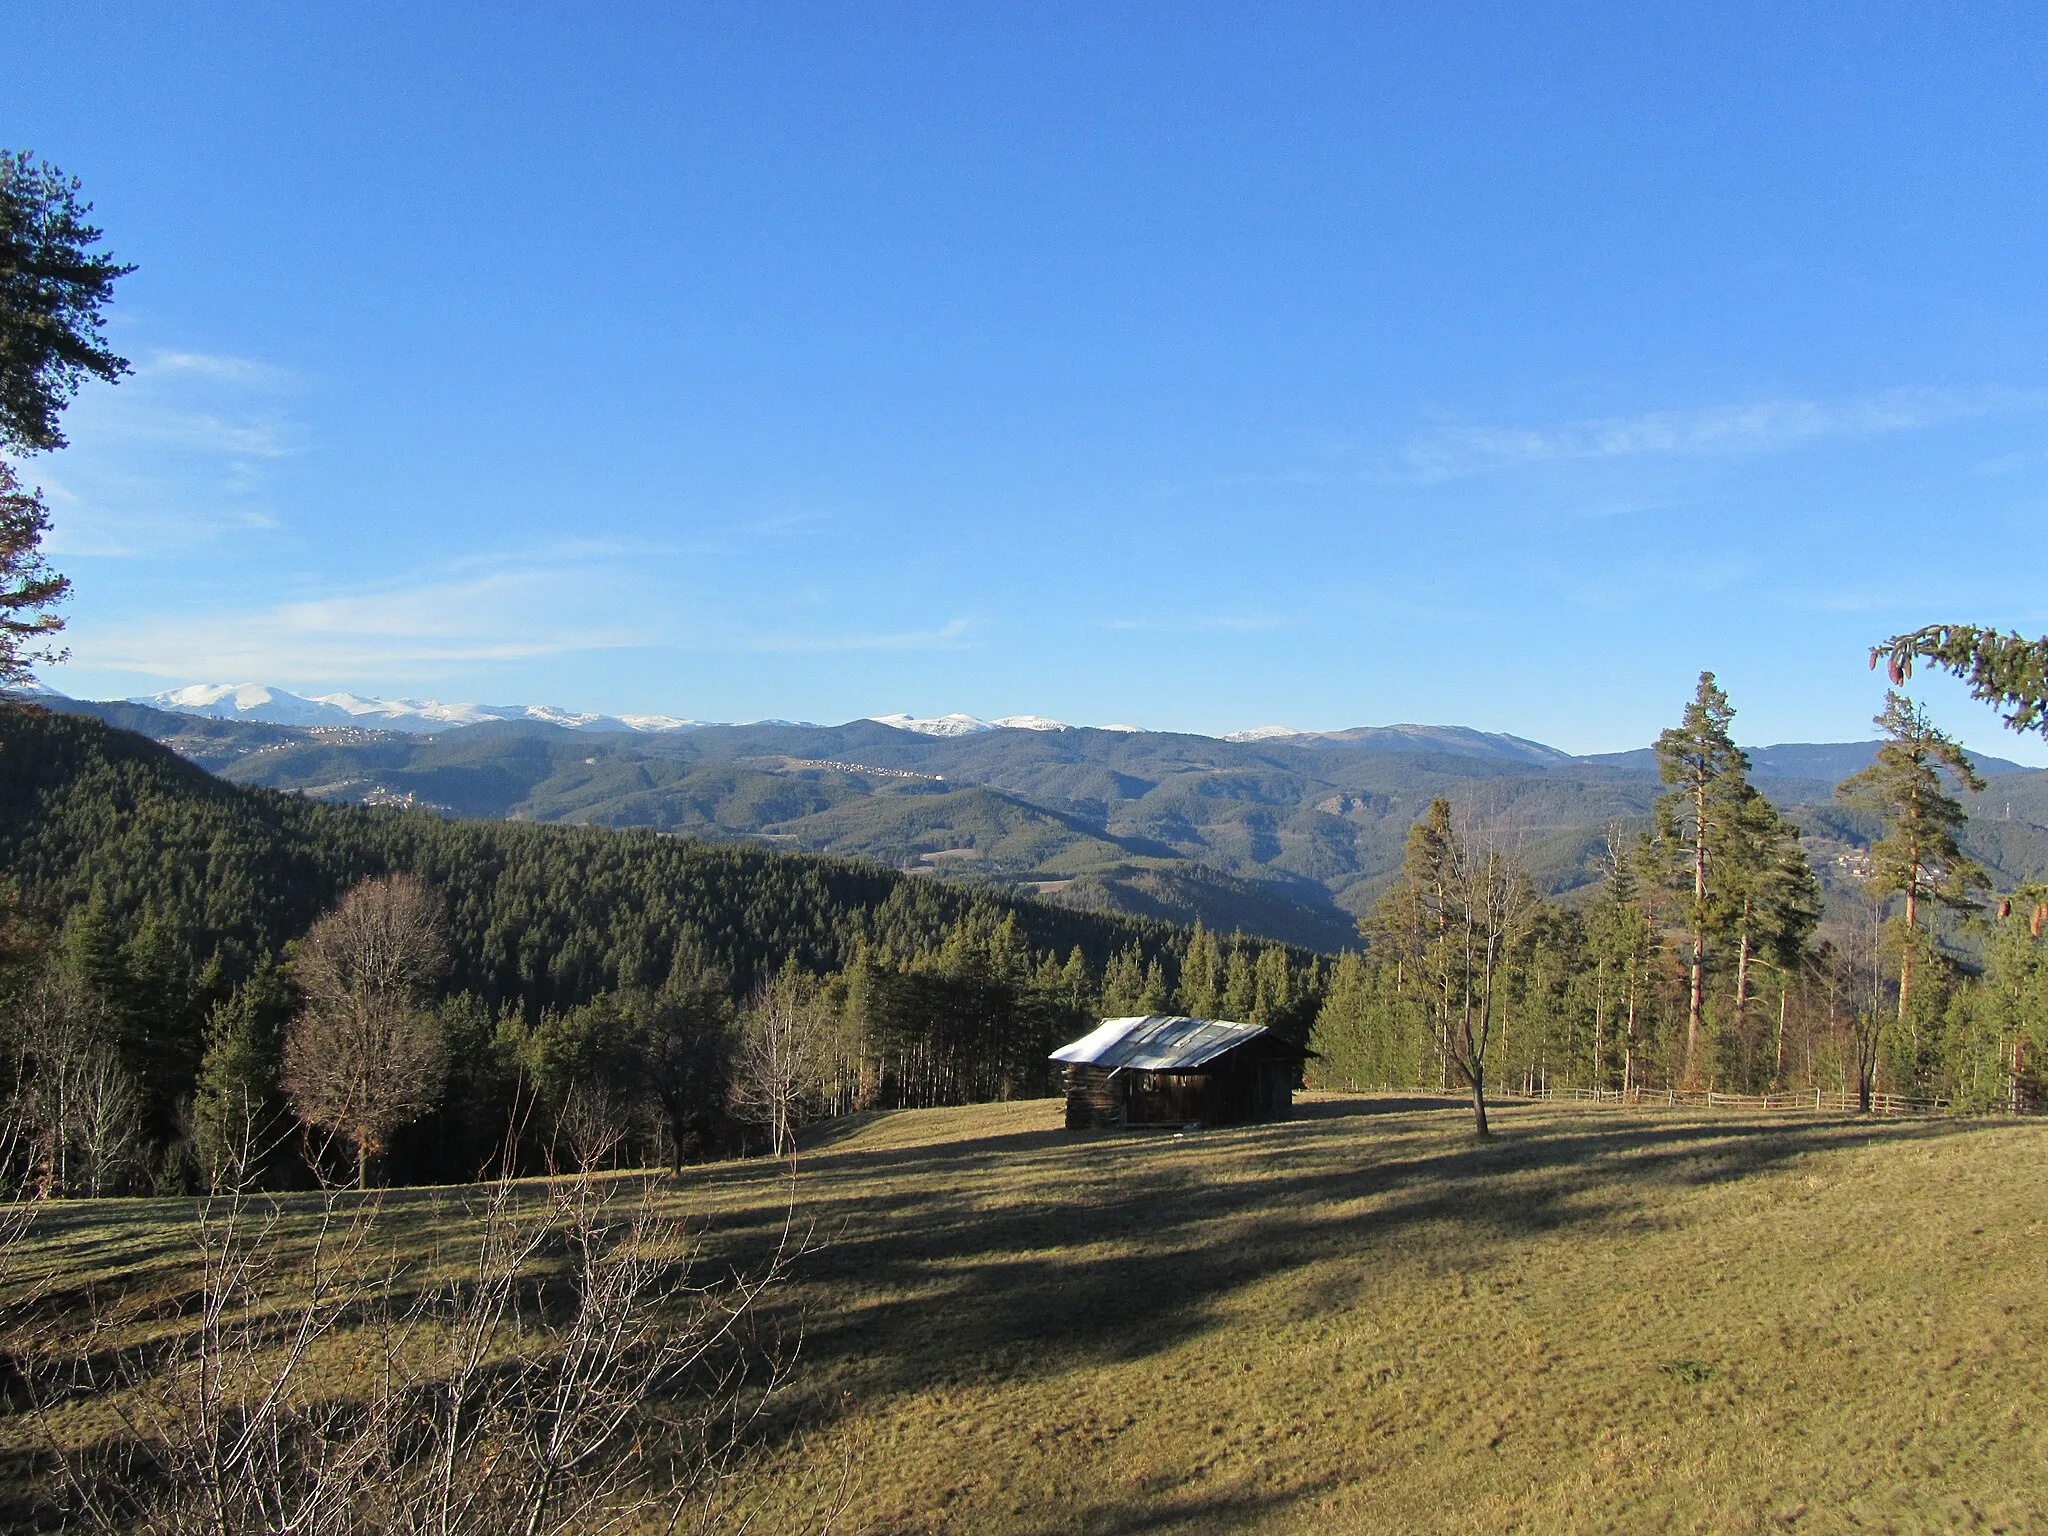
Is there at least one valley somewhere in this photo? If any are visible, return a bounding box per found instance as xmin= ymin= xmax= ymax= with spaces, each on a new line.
xmin=47 ymin=694 xmax=2048 ymax=951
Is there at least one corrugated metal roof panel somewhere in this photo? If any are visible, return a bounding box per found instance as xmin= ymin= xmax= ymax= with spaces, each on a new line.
xmin=1049 ymin=1014 xmax=1268 ymax=1071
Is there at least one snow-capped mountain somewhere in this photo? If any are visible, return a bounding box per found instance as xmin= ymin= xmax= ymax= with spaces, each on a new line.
xmin=105 ymin=686 xmax=1559 ymax=763
xmin=122 ymin=686 xmax=1092 ymax=738
xmin=135 ymin=684 xmax=703 ymax=735
xmin=1220 ymin=722 xmax=1571 ymax=763
xmin=868 ymin=712 xmax=1072 ymax=736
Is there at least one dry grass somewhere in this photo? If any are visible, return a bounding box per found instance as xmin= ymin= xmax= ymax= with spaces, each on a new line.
xmin=10 ymin=1095 xmax=2048 ymax=1534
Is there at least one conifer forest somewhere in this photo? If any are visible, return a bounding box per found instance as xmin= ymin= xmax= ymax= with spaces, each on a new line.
xmin=4 ymin=658 xmax=2045 ymax=1192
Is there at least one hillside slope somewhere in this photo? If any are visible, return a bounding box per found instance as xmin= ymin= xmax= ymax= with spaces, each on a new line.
xmin=24 ymin=1096 xmax=2047 ymax=1532
xmin=729 ymin=1097 xmax=2048 ymax=1533
xmin=0 ymin=705 xmax=1200 ymax=1013
xmin=44 ymin=698 xmax=2048 ymax=942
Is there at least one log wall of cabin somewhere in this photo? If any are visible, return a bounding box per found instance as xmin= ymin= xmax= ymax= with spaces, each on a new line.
xmin=1062 ymin=1043 xmax=1305 ymax=1131
xmin=1063 ymin=1064 xmax=1124 ymax=1128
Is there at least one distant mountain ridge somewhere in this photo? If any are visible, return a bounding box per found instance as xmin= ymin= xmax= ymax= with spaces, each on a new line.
xmin=78 ymin=684 xmax=2048 ymax=778
xmin=135 ymin=683 xmax=704 ymax=735
xmin=109 ymin=683 xmax=1599 ymax=763
xmin=1578 ymin=740 xmax=2034 ymax=780
xmin=31 ymin=685 xmax=2048 ymax=952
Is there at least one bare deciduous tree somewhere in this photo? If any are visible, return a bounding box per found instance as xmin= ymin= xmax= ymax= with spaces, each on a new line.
xmin=731 ymin=967 xmax=829 ymax=1159
xmin=281 ymin=876 xmax=449 ymax=1185
xmin=1376 ymin=798 xmax=1534 ymax=1137
xmin=7 ymin=967 xmax=144 ymax=1196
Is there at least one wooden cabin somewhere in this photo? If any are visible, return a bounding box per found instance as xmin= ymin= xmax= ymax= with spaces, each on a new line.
xmin=1050 ymin=1015 xmax=1311 ymax=1130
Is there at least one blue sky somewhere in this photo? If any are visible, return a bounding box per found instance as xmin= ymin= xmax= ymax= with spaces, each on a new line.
xmin=12 ymin=3 xmax=2048 ymax=759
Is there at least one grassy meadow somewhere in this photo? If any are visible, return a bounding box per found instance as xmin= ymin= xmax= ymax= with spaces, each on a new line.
xmin=9 ymin=1095 xmax=2048 ymax=1534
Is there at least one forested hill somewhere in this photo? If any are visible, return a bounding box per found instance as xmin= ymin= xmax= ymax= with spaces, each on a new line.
xmin=0 ymin=705 xmax=1207 ymax=1018
xmin=45 ymin=696 xmax=2048 ymax=944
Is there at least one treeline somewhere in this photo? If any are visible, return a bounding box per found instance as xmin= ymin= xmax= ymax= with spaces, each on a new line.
xmin=1310 ymin=676 xmax=2048 ymax=1119
xmin=0 ymin=707 xmax=1322 ymax=1190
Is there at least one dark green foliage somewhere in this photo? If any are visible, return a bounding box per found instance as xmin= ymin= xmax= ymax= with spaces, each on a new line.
xmin=1649 ymin=674 xmax=1751 ymax=927
xmin=0 ymin=151 xmax=133 ymax=453
xmin=0 ymin=463 xmax=69 ymax=688
xmin=1838 ymin=692 xmax=1988 ymax=925
xmin=0 ymin=707 xmax=1326 ymax=1186
xmin=1942 ymin=889 xmax=2048 ymax=1112
xmin=192 ymin=958 xmax=295 ymax=1179
xmin=0 ymin=706 xmax=1196 ymax=1012
xmin=1876 ymin=625 xmax=2048 ymax=739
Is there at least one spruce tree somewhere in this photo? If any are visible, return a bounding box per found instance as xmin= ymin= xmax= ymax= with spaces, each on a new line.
xmin=1098 ymin=944 xmax=1148 ymax=1016
xmin=1837 ymin=692 xmax=1987 ymax=1038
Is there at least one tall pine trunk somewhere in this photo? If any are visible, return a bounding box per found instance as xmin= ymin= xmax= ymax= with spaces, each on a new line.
xmin=1773 ymin=974 xmax=1788 ymax=1087
xmin=1898 ymin=881 xmax=1917 ymax=1026
xmin=1623 ymin=963 xmax=1639 ymax=1096
xmin=1734 ymin=903 xmax=1752 ymax=1031
xmin=1686 ymin=769 xmax=1708 ymax=1087
xmin=1593 ymin=956 xmax=1607 ymax=1092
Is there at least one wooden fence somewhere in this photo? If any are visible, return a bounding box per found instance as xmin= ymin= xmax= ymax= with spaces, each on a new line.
xmin=1523 ymin=1085 xmax=1952 ymax=1115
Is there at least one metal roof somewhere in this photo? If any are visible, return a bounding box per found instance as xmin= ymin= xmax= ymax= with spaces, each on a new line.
xmin=1049 ymin=1015 xmax=1269 ymax=1072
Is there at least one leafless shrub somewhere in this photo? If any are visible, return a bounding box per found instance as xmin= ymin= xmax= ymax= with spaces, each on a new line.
xmin=282 ymin=876 xmax=450 ymax=1185
xmin=547 ymin=1080 xmax=631 ymax=1175
xmin=41 ymin=1136 xmax=814 ymax=1536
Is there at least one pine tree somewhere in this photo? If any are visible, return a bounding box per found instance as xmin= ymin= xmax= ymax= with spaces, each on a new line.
xmin=1586 ymin=827 xmax=1654 ymax=1093
xmin=1652 ymin=672 xmax=1751 ymax=1087
xmin=1099 ymin=944 xmax=1149 ymax=1016
xmin=1720 ymin=780 xmax=1820 ymax=1085
xmin=1251 ymin=945 xmax=1292 ymax=1024
xmin=1222 ymin=943 xmax=1258 ymax=1020
xmin=1179 ymin=920 xmax=1223 ymax=1017
xmin=1837 ymin=692 xmax=1987 ymax=1042
xmin=0 ymin=152 xmax=134 ymax=453
xmin=192 ymin=962 xmax=293 ymax=1182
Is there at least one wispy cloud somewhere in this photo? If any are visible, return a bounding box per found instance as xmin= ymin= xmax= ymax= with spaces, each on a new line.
xmin=1397 ymin=386 xmax=2048 ymax=482
xmin=1101 ymin=613 xmax=1288 ymax=634
xmin=148 ymin=351 xmax=295 ymax=388
xmin=71 ymin=348 xmax=303 ymax=458
xmin=72 ymin=569 xmax=643 ymax=682
xmin=741 ymin=617 xmax=978 ymax=653
xmin=35 ymin=348 xmax=304 ymax=556
xmin=73 ymin=563 xmax=983 ymax=680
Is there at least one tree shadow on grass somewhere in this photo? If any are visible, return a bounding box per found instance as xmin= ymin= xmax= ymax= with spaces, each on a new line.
xmin=1291 ymin=1093 xmax=1466 ymax=1121
xmin=779 ymin=1095 xmax=1466 ymax=1186
xmin=1013 ymin=1482 xmax=1322 ymax=1536
xmin=708 ymin=1106 xmax=2013 ymax=1416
